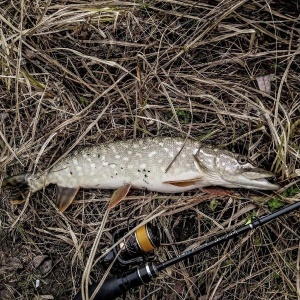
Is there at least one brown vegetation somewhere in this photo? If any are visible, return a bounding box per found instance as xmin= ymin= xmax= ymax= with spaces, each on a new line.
xmin=0 ymin=1 xmax=299 ymax=299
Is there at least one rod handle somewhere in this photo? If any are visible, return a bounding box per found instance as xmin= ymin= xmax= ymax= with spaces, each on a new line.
xmin=73 ymin=276 xmax=123 ymax=300
xmin=73 ymin=263 xmax=158 ymax=300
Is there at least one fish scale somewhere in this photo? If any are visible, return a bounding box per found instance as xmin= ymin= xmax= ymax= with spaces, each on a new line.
xmin=4 ymin=137 xmax=279 ymax=212
xmin=30 ymin=138 xmax=200 ymax=193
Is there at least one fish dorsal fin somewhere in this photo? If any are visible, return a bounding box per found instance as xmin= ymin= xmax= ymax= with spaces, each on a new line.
xmin=163 ymin=177 xmax=202 ymax=187
xmin=56 ymin=186 xmax=79 ymax=212
xmin=108 ymin=183 xmax=131 ymax=209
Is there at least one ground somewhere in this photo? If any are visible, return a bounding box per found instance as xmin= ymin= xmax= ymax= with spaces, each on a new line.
xmin=0 ymin=1 xmax=299 ymax=300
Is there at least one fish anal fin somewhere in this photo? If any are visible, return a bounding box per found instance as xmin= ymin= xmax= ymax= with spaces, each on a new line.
xmin=163 ymin=177 xmax=202 ymax=187
xmin=109 ymin=184 xmax=131 ymax=209
xmin=10 ymin=199 xmax=26 ymax=205
xmin=56 ymin=186 xmax=79 ymax=212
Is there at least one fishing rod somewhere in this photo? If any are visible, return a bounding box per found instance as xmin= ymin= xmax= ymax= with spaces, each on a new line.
xmin=74 ymin=201 xmax=300 ymax=300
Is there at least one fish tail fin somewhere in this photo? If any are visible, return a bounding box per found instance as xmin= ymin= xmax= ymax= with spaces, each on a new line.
xmin=1 ymin=173 xmax=31 ymax=206
xmin=1 ymin=173 xmax=29 ymax=189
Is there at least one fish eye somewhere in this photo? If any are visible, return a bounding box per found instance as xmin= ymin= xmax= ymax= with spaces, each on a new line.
xmin=237 ymin=155 xmax=248 ymax=165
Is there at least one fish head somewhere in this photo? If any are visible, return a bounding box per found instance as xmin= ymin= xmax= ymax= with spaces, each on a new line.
xmin=193 ymin=146 xmax=279 ymax=190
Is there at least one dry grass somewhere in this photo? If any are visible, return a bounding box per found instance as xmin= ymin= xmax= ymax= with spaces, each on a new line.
xmin=0 ymin=0 xmax=299 ymax=299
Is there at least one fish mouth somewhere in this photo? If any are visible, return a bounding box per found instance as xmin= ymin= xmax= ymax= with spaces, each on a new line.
xmin=240 ymin=168 xmax=280 ymax=190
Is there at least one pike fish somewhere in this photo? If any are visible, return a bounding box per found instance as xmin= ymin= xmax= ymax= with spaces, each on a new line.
xmin=3 ymin=137 xmax=279 ymax=212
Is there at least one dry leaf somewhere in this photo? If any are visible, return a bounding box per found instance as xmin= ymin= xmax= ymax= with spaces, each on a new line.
xmin=0 ymin=289 xmax=13 ymax=300
xmin=32 ymin=255 xmax=53 ymax=277
xmin=256 ymin=74 xmax=274 ymax=94
xmin=32 ymin=255 xmax=49 ymax=269
xmin=6 ymin=257 xmax=23 ymax=270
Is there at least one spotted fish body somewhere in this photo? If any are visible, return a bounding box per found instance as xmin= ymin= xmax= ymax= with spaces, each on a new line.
xmin=29 ymin=138 xmax=203 ymax=193
xmin=6 ymin=137 xmax=279 ymax=211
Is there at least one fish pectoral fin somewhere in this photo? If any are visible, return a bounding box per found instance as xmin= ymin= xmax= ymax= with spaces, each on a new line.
xmin=163 ymin=177 xmax=202 ymax=187
xmin=56 ymin=186 xmax=79 ymax=212
xmin=108 ymin=184 xmax=131 ymax=209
